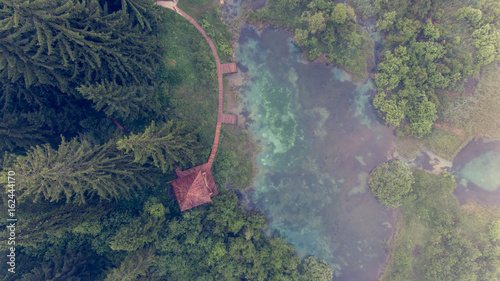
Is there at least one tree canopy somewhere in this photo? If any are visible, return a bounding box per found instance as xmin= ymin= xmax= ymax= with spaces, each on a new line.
xmin=369 ymin=160 xmax=414 ymax=207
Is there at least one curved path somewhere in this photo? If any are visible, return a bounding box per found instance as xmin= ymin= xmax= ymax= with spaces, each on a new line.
xmin=156 ymin=2 xmax=234 ymax=168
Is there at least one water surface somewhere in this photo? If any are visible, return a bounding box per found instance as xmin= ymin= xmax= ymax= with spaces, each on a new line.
xmin=452 ymin=138 xmax=500 ymax=206
xmin=235 ymin=26 xmax=396 ymax=280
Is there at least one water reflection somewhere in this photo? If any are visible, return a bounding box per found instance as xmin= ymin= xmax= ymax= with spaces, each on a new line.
xmin=236 ymin=26 xmax=396 ymax=280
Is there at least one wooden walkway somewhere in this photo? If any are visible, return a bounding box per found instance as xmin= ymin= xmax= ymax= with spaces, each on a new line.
xmin=156 ymin=2 xmax=237 ymax=168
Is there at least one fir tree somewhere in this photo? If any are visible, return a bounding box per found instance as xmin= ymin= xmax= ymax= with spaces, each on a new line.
xmin=0 ymin=0 xmax=163 ymax=92
xmin=77 ymin=80 xmax=158 ymax=120
xmin=117 ymin=121 xmax=201 ymax=173
xmin=0 ymin=111 xmax=49 ymax=151
xmin=104 ymin=247 xmax=158 ymax=281
xmin=10 ymin=136 xmax=155 ymax=204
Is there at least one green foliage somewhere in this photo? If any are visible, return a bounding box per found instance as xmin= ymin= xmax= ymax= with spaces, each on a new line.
xmin=19 ymin=252 xmax=97 ymax=281
xmin=373 ymin=91 xmax=405 ymax=126
xmin=212 ymin=136 xmax=254 ymax=190
xmin=369 ymin=160 xmax=414 ymax=207
xmin=105 ymin=248 xmax=158 ymax=281
xmin=117 ymin=120 xmax=201 ymax=173
xmin=109 ymin=206 xmax=164 ymax=251
xmin=454 ymin=6 xmax=483 ymax=27
xmin=299 ymin=256 xmax=334 ymax=281
xmin=77 ymin=81 xmax=158 ymax=120
xmin=489 ymin=221 xmax=500 ymax=241
xmin=373 ymin=0 xmax=500 ymax=138
xmin=10 ymin=136 xmax=154 ymax=204
xmin=252 ymin=0 xmax=372 ymax=79
xmin=383 ymin=170 xmax=500 ymax=281
xmin=377 ymin=11 xmax=397 ymax=31
xmin=0 ymin=111 xmax=50 ymax=151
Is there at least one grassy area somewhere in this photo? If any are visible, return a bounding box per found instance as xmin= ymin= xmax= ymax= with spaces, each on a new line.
xmin=395 ymin=128 xmax=470 ymax=161
xmin=178 ymin=0 xmax=234 ymax=63
xmin=396 ymin=63 xmax=499 ymax=161
xmin=422 ymin=128 xmax=470 ymax=160
xmin=212 ymin=126 xmax=257 ymax=190
xmin=158 ymin=0 xmax=255 ymax=189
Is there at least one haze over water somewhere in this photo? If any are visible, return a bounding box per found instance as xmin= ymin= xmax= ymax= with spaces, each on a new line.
xmin=235 ymin=26 xmax=397 ymax=280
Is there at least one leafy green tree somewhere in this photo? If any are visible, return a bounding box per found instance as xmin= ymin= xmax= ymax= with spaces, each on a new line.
xmin=373 ymin=92 xmax=405 ymax=126
xmin=471 ymin=24 xmax=500 ymax=66
xmin=116 ymin=121 xmax=200 ymax=173
xmin=331 ymin=3 xmax=348 ymax=25
xmin=109 ymin=198 xmax=166 ymax=252
xmin=294 ymin=28 xmax=310 ymax=46
xmin=369 ymin=160 xmax=414 ymax=207
xmin=454 ymin=6 xmax=483 ymax=27
xmin=299 ymin=256 xmax=334 ymax=281
xmin=423 ymin=19 xmax=440 ymax=41
xmin=489 ymin=221 xmax=500 ymax=241
xmin=403 ymin=96 xmax=437 ymax=138
xmin=376 ymin=11 xmax=397 ymax=31
xmin=301 ymin=11 xmax=327 ymax=34
xmin=10 ymin=136 xmax=154 ymax=204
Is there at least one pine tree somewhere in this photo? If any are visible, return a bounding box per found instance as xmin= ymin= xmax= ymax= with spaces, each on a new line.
xmin=10 ymin=136 xmax=155 ymax=204
xmin=20 ymin=252 xmax=88 ymax=281
xmin=77 ymin=80 xmax=158 ymax=119
xmin=117 ymin=121 xmax=201 ymax=173
xmin=14 ymin=201 xmax=112 ymax=246
xmin=0 ymin=0 xmax=163 ymax=92
xmin=0 ymin=111 xmax=49 ymax=151
xmin=104 ymin=247 xmax=158 ymax=281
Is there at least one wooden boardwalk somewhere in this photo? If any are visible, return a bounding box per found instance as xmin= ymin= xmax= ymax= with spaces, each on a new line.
xmin=156 ymin=2 xmax=237 ymax=168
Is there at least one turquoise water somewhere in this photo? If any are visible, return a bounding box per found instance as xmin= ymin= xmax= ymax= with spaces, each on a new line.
xmin=236 ymin=26 xmax=396 ymax=280
xmin=453 ymin=139 xmax=500 ymax=205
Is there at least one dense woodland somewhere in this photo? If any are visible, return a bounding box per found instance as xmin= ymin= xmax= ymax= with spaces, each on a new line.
xmin=372 ymin=0 xmax=500 ymax=138
xmin=370 ymin=163 xmax=500 ymax=280
xmin=0 ymin=0 xmax=333 ymax=280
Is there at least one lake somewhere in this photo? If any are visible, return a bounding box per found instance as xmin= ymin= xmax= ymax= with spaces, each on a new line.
xmin=233 ymin=26 xmax=397 ymax=280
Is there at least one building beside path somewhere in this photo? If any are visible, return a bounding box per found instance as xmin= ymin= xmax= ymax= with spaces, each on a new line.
xmin=171 ymin=163 xmax=218 ymax=212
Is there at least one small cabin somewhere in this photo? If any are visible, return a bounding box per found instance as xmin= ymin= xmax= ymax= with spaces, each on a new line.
xmin=171 ymin=163 xmax=218 ymax=211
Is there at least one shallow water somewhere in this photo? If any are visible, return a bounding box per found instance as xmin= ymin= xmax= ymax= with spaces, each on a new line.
xmin=452 ymin=138 xmax=500 ymax=206
xmin=235 ymin=26 xmax=396 ymax=280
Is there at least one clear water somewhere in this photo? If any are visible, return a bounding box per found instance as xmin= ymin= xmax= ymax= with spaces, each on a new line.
xmin=453 ymin=138 xmax=500 ymax=205
xmin=236 ymin=26 xmax=396 ymax=280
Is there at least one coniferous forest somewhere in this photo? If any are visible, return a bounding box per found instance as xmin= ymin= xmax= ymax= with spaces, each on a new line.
xmin=0 ymin=0 xmax=333 ymax=280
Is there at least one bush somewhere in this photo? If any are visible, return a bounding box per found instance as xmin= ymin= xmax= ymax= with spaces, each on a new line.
xmin=369 ymin=160 xmax=414 ymax=207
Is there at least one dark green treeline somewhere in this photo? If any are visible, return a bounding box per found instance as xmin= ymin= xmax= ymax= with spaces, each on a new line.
xmin=0 ymin=0 xmax=333 ymax=280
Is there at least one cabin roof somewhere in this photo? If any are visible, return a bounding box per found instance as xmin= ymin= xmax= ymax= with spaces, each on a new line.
xmin=171 ymin=163 xmax=218 ymax=211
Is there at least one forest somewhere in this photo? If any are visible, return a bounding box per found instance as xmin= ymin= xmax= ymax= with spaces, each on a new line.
xmin=370 ymin=162 xmax=500 ymax=280
xmin=0 ymin=0 xmax=332 ymax=280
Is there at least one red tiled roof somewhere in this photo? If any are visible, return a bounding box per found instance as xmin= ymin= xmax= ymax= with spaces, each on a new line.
xmin=171 ymin=163 xmax=218 ymax=211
